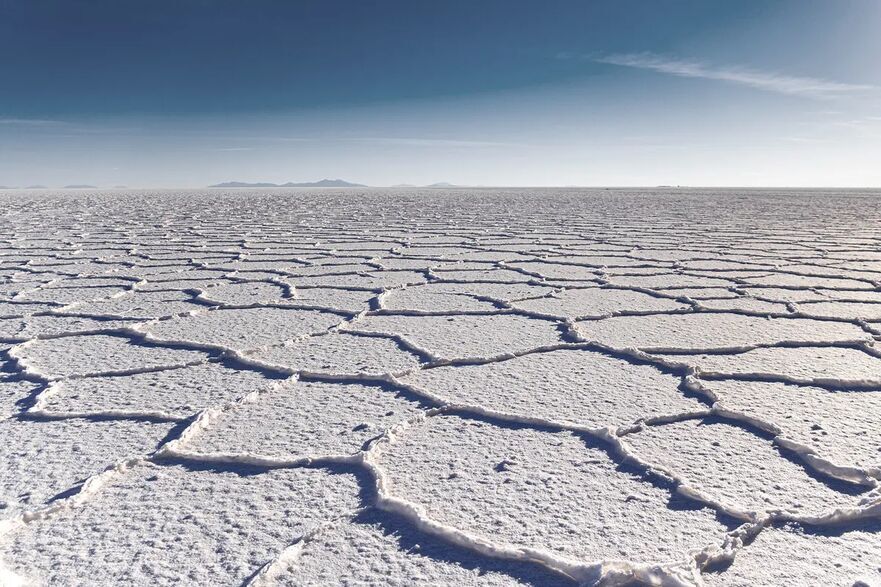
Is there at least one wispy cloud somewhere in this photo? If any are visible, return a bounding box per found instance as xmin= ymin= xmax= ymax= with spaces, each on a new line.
xmin=780 ymin=136 xmax=824 ymax=143
xmin=239 ymin=136 xmax=311 ymax=142
xmin=342 ymin=137 xmax=527 ymax=148
xmin=204 ymin=136 xmax=523 ymax=148
xmin=0 ymin=117 xmax=67 ymax=126
xmin=589 ymin=52 xmax=873 ymax=98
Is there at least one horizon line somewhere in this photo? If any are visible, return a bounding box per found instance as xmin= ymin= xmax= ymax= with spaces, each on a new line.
xmin=3 ymin=185 xmax=881 ymax=190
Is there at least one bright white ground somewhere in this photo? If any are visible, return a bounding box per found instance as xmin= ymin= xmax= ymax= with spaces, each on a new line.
xmin=1 ymin=187 xmax=881 ymax=586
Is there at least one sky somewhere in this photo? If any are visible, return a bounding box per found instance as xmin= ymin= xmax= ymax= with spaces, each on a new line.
xmin=1 ymin=0 xmax=880 ymax=188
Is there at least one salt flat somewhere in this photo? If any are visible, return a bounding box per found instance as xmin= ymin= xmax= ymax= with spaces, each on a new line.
xmin=1 ymin=187 xmax=881 ymax=586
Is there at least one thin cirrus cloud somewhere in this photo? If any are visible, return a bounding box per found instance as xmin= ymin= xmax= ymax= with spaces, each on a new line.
xmin=590 ymin=52 xmax=874 ymax=99
xmin=0 ymin=118 xmax=67 ymax=125
xmin=341 ymin=137 xmax=529 ymax=148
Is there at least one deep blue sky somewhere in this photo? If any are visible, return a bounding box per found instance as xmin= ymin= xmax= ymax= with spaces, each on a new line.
xmin=0 ymin=1 xmax=768 ymax=115
xmin=1 ymin=0 xmax=879 ymax=186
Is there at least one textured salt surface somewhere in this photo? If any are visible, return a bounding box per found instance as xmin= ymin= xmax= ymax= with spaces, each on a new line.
xmin=182 ymin=379 xmax=427 ymax=460
xmin=1 ymin=187 xmax=881 ymax=586
xmin=702 ymin=521 xmax=881 ymax=587
xmin=271 ymin=520 xmax=529 ymax=586
xmin=402 ymin=349 xmax=701 ymax=429
xmin=375 ymin=414 xmax=730 ymax=565
xmin=35 ymin=362 xmax=276 ymax=419
xmin=652 ymin=346 xmax=881 ymax=388
xmin=249 ymin=332 xmax=423 ymax=375
xmin=0 ymin=418 xmax=173 ymax=518
xmin=3 ymin=464 xmax=361 ymax=585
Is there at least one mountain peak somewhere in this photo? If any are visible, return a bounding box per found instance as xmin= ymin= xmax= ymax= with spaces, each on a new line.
xmin=209 ymin=179 xmax=366 ymax=188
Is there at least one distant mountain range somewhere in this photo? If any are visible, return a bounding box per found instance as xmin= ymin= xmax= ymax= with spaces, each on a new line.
xmin=209 ymin=179 xmax=367 ymax=188
xmin=209 ymin=179 xmax=469 ymax=188
xmin=2 ymin=180 xmax=465 ymax=190
xmin=392 ymin=182 xmax=462 ymax=187
xmin=392 ymin=182 xmax=466 ymax=188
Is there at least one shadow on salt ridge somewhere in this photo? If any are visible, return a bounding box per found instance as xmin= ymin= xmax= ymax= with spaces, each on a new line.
xmin=143 ymin=307 xmax=345 ymax=352
xmin=347 ymin=313 xmax=564 ymax=361
xmin=0 ymin=418 xmax=173 ymax=519
xmin=374 ymin=413 xmax=736 ymax=568
xmin=702 ymin=379 xmax=881 ymax=478
xmin=177 ymin=379 xmax=430 ymax=461
xmin=249 ymin=332 xmax=425 ymax=376
xmin=2 ymin=463 xmax=362 ymax=586
xmin=621 ymin=417 xmax=870 ymax=521
xmin=11 ymin=333 xmax=210 ymax=379
xmin=402 ymin=348 xmax=703 ymax=430
xmin=576 ymin=313 xmax=871 ymax=352
xmin=651 ymin=345 xmax=881 ymax=390
xmin=701 ymin=519 xmax=881 ymax=586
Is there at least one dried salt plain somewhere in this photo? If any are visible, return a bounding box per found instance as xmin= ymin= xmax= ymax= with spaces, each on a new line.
xmin=1 ymin=187 xmax=881 ymax=587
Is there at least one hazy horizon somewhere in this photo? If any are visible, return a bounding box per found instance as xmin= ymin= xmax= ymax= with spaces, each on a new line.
xmin=2 ymin=0 xmax=880 ymax=188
